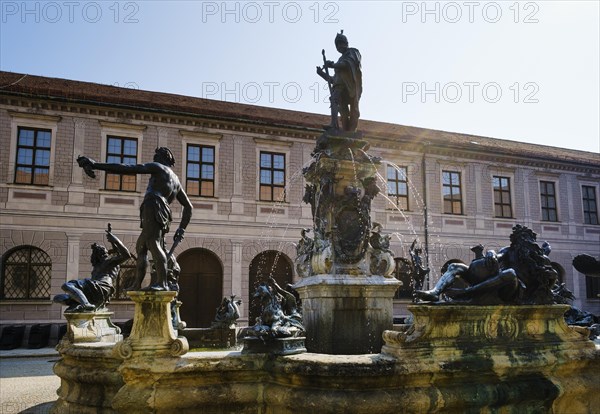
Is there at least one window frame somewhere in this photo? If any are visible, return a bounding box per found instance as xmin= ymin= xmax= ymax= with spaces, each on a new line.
xmin=186 ymin=144 xmax=216 ymax=198
xmin=442 ymin=170 xmax=463 ymax=215
xmin=387 ymin=165 xmax=409 ymax=211
xmin=7 ymin=112 xmax=59 ymax=188
xmin=14 ymin=126 xmax=53 ymax=186
xmin=104 ymin=135 xmax=139 ymax=192
xmin=1 ymin=246 xmax=52 ymax=301
xmin=99 ymin=121 xmax=145 ymax=194
xmin=540 ymin=180 xmax=559 ymax=222
xmin=492 ymin=175 xmax=513 ymax=219
xmin=582 ymin=185 xmax=599 ymax=225
xmin=259 ymin=151 xmax=287 ymax=202
xmin=180 ymin=130 xmax=222 ymax=200
xmin=585 ymin=276 xmax=600 ymax=300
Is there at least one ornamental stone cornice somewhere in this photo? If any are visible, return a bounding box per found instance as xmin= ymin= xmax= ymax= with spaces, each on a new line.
xmin=7 ymin=109 xmax=61 ymax=122
xmin=0 ymin=95 xmax=320 ymax=141
xmin=1 ymin=95 xmax=598 ymax=175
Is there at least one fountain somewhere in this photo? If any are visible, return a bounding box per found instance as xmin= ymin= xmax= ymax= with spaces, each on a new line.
xmin=51 ymin=32 xmax=599 ymax=414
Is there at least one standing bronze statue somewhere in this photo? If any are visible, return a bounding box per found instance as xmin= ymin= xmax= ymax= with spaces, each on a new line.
xmin=316 ymin=30 xmax=362 ymax=132
xmin=77 ymin=147 xmax=193 ymax=291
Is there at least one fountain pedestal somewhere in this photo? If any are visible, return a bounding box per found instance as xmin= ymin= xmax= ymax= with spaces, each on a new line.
xmin=296 ymin=131 xmax=400 ymax=354
xmin=114 ymin=291 xmax=188 ymax=359
xmin=295 ymin=275 xmax=399 ymax=354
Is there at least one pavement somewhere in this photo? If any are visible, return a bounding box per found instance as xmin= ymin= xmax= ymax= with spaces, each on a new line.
xmin=0 ymin=348 xmax=61 ymax=414
xmin=0 ymin=347 xmax=59 ymax=359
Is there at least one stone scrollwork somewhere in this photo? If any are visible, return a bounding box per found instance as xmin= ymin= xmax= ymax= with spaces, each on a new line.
xmin=114 ymin=339 xmax=134 ymax=360
xmin=170 ymin=337 xmax=189 ymax=357
xmin=484 ymin=313 xmax=519 ymax=341
xmin=311 ymin=229 xmax=333 ymax=275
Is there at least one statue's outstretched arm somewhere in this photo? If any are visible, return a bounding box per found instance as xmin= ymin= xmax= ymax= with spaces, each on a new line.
xmin=77 ymin=156 xmax=157 ymax=175
xmin=105 ymin=230 xmax=131 ymax=264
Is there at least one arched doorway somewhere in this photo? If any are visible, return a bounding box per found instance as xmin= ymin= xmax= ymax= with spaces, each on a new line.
xmin=248 ymin=250 xmax=293 ymax=324
xmin=177 ymin=248 xmax=223 ymax=328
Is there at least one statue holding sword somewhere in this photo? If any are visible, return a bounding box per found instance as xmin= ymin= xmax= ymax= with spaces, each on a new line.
xmin=316 ymin=30 xmax=363 ymax=132
xmin=77 ymin=147 xmax=193 ymax=292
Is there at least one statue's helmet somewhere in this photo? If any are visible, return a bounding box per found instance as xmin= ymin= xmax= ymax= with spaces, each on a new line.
xmin=335 ymin=30 xmax=348 ymax=48
xmin=154 ymin=147 xmax=175 ymax=166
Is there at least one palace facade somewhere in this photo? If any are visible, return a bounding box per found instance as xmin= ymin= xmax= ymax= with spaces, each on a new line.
xmin=1 ymin=71 xmax=599 ymax=332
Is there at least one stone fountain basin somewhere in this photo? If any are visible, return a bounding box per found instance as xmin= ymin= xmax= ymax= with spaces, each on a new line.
xmin=53 ymin=305 xmax=600 ymax=414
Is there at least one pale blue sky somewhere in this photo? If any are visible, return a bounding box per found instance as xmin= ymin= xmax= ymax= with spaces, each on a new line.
xmin=1 ymin=1 xmax=598 ymax=153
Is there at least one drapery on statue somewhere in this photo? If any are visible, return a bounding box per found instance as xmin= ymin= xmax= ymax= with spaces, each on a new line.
xmin=415 ymin=225 xmax=558 ymax=305
xmin=77 ymin=147 xmax=193 ymax=291
xmin=54 ymin=224 xmax=131 ymax=312
xmin=316 ymin=30 xmax=362 ymax=132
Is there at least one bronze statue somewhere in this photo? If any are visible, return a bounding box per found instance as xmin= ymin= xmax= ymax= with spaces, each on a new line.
xmin=240 ymin=282 xmax=304 ymax=340
xmin=416 ymin=225 xmax=558 ymax=305
xmin=573 ymin=254 xmax=600 ymax=278
xmin=317 ymin=30 xmax=362 ymax=132
xmin=211 ymin=295 xmax=242 ymax=329
xmin=268 ymin=276 xmax=302 ymax=319
xmin=77 ymin=147 xmax=193 ymax=291
xmin=54 ymin=224 xmax=131 ymax=312
xmin=409 ymin=239 xmax=429 ymax=292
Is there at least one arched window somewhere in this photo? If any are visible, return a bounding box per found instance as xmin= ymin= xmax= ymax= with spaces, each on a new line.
xmin=1 ymin=246 xmax=51 ymax=300
xmin=113 ymin=256 xmax=138 ymax=300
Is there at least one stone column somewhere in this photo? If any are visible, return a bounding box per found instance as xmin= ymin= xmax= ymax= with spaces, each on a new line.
xmin=230 ymin=136 xmax=245 ymax=215
xmin=65 ymin=232 xmax=81 ymax=281
xmin=157 ymin=126 xmax=169 ymax=148
xmin=231 ymin=240 xmax=242 ymax=296
xmin=67 ymin=118 xmax=86 ymax=206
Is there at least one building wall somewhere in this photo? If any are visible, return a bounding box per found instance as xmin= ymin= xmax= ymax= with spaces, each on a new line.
xmin=1 ymin=95 xmax=599 ymax=329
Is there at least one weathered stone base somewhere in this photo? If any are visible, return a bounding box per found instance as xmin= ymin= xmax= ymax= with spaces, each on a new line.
xmin=294 ymin=275 xmax=400 ymax=354
xmin=242 ymin=336 xmax=306 ymax=355
xmin=64 ymin=311 xmax=122 ymax=343
xmin=114 ymin=291 xmax=188 ymax=359
xmin=51 ymin=342 xmax=123 ymax=414
xmin=53 ymin=303 xmax=600 ymax=413
xmin=381 ymin=304 xmax=599 ymax=413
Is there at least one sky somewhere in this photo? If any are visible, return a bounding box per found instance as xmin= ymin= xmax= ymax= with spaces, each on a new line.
xmin=1 ymin=0 xmax=599 ymax=153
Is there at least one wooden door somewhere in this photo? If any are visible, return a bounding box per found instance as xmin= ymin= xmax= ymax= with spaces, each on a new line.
xmin=178 ymin=248 xmax=223 ymax=328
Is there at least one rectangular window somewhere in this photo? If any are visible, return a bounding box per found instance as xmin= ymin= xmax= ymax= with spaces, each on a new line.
xmin=105 ymin=136 xmax=138 ymax=192
xmin=186 ymin=144 xmax=215 ymax=197
xmin=540 ymin=181 xmax=558 ymax=222
xmin=387 ymin=165 xmax=409 ymax=210
xmin=582 ymin=185 xmax=599 ymax=225
xmin=493 ymin=176 xmax=513 ymax=218
xmin=586 ymin=276 xmax=600 ymax=299
xmin=394 ymin=258 xmax=414 ymax=299
xmin=14 ymin=127 xmax=52 ymax=185
xmin=259 ymin=151 xmax=285 ymax=202
xmin=442 ymin=171 xmax=463 ymax=215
